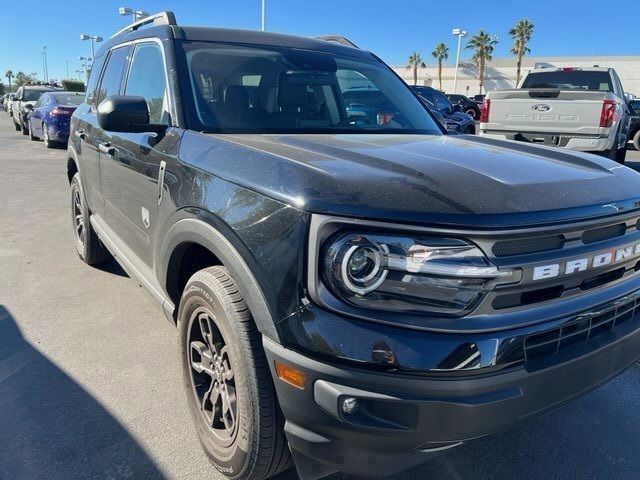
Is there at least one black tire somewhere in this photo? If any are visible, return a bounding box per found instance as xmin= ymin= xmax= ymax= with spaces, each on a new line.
xmin=21 ymin=118 xmax=28 ymax=135
xmin=13 ymin=119 xmax=20 ymax=131
xmin=465 ymin=108 xmax=478 ymax=119
xmin=463 ymin=124 xmax=476 ymax=135
xmin=70 ymin=173 xmax=111 ymax=265
xmin=633 ymin=130 xmax=640 ymax=152
xmin=43 ymin=125 xmax=55 ymax=148
xmin=616 ymin=145 xmax=627 ymax=164
xmin=28 ymin=121 xmax=38 ymax=141
xmin=178 ymin=266 xmax=290 ymax=480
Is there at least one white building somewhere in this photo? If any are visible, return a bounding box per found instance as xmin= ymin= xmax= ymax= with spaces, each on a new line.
xmin=392 ymin=56 xmax=640 ymax=97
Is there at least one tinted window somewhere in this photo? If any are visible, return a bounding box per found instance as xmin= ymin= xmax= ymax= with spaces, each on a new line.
xmin=96 ymin=46 xmax=130 ymax=106
xmin=24 ymin=89 xmax=51 ymax=101
xmin=431 ymin=91 xmax=452 ymax=111
xmin=51 ymin=93 xmax=84 ymax=106
xmin=124 ymin=42 xmax=170 ymax=125
xmin=522 ymin=70 xmax=613 ymax=92
xmin=85 ymin=54 xmax=106 ymax=105
xmin=412 ymin=87 xmax=434 ymax=103
xmin=182 ymin=43 xmax=440 ymax=134
xmin=630 ymin=100 xmax=640 ymax=114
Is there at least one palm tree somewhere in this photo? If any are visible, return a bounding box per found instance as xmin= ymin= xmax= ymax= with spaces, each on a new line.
xmin=509 ymin=19 xmax=534 ymax=85
xmin=5 ymin=70 xmax=13 ymax=92
xmin=466 ymin=31 xmax=498 ymax=95
xmin=406 ymin=51 xmax=426 ymax=86
xmin=431 ymin=43 xmax=449 ymax=91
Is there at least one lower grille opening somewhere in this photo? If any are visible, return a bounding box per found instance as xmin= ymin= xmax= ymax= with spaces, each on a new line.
xmin=493 ymin=285 xmax=564 ymax=310
xmin=580 ymin=267 xmax=625 ymax=291
xmin=524 ymin=296 xmax=640 ymax=363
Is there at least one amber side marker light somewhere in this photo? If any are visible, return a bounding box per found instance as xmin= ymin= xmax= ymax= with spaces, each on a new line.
xmin=274 ymin=361 xmax=306 ymax=390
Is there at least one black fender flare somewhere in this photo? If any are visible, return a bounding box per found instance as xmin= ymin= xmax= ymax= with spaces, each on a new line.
xmin=159 ymin=217 xmax=280 ymax=342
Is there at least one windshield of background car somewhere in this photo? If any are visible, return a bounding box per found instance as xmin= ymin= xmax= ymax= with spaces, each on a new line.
xmin=522 ymin=70 xmax=613 ymax=92
xmin=51 ymin=93 xmax=84 ymax=106
xmin=181 ymin=42 xmax=441 ymax=134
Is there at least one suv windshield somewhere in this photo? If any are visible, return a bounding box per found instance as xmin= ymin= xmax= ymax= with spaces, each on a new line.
xmin=522 ymin=70 xmax=613 ymax=92
xmin=181 ymin=43 xmax=441 ymax=134
xmin=24 ymin=89 xmax=55 ymax=101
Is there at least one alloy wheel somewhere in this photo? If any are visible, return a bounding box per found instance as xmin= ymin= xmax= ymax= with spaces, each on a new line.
xmin=73 ymin=190 xmax=84 ymax=246
xmin=188 ymin=308 xmax=238 ymax=444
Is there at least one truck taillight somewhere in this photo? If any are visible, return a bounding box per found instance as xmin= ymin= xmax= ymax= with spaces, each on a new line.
xmin=599 ymin=100 xmax=617 ymax=128
xmin=50 ymin=108 xmax=72 ymax=116
xmin=480 ymin=99 xmax=490 ymax=123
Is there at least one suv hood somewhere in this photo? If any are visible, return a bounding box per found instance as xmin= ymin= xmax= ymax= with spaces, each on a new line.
xmin=185 ymin=132 xmax=640 ymax=228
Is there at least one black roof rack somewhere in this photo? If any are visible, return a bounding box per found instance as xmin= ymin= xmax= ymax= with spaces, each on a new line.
xmin=110 ymin=11 xmax=177 ymax=39
xmin=315 ymin=36 xmax=359 ymax=49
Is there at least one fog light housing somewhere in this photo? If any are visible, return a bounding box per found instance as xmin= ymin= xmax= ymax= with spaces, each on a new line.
xmin=341 ymin=396 xmax=359 ymax=415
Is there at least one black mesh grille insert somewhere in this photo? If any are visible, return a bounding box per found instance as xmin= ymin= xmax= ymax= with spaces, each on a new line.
xmin=524 ymin=296 xmax=640 ymax=362
xmin=582 ymin=223 xmax=626 ymax=244
xmin=493 ymin=285 xmax=564 ymax=310
xmin=492 ymin=235 xmax=565 ymax=257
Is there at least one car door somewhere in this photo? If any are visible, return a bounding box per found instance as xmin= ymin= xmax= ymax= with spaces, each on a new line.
xmin=74 ymin=47 xmax=128 ymax=218
xmin=30 ymin=94 xmax=46 ymax=135
xmin=100 ymin=40 xmax=177 ymax=268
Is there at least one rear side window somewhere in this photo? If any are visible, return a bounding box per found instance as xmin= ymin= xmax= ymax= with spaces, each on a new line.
xmin=522 ymin=70 xmax=613 ymax=92
xmin=124 ymin=42 xmax=170 ymax=125
xmin=96 ymin=46 xmax=131 ymax=106
xmin=85 ymin=55 xmax=106 ymax=106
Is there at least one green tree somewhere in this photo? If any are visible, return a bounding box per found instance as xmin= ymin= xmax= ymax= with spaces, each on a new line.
xmin=5 ymin=70 xmax=13 ymax=92
xmin=14 ymin=72 xmax=35 ymax=87
xmin=406 ymin=51 xmax=426 ymax=86
xmin=466 ymin=31 xmax=498 ymax=95
xmin=431 ymin=43 xmax=449 ymax=91
xmin=509 ymin=19 xmax=534 ymax=85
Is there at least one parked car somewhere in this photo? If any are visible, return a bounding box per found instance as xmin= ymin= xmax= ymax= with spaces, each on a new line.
xmin=12 ymin=85 xmax=61 ymax=134
xmin=629 ymin=99 xmax=640 ymax=150
xmin=6 ymin=93 xmax=16 ymax=116
xmin=2 ymin=93 xmax=9 ymax=112
xmin=480 ymin=67 xmax=631 ymax=163
xmin=412 ymin=86 xmax=476 ymax=134
xmin=27 ymin=91 xmax=84 ymax=147
xmin=446 ymin=93 xmax=481 ymax=119
xmin=68 ymin=12 xmax=640 ymax=480
xmin=472 ymin=94 xmax=485 ymax=103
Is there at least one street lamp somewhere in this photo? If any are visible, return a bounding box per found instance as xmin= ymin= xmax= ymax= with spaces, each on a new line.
xmin=119 ymin=6 xmax=149 ymax=22
xmin=261 ymin=0 xmax=266 ymax=31
xmin=42 ymin=46 xmax=49 ymax=83
xmin=80 ymin=34 xmax=103 ymax=58
xmin=451 ymin=28 xmax=467 ymax=94
xmin=65 ymin=60 xmax=69 ymax=79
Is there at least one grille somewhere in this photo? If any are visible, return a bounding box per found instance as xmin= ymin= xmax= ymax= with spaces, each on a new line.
xmin=524 ymin=295 xmax=640 ymax=362
xmin=493 ymin=235 xmax=565 ymax=257
xmin=582 ymin=223 xmax=626 ymax=244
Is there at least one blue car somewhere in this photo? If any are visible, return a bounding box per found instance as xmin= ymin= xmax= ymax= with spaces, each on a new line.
xmin=26 ymin=91 xmax=84 ymax=148
xmin=411 ymin=86 xmax=476 ymax=135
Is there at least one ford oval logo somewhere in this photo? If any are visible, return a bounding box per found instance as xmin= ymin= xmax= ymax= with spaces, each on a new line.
xmin=532 ymin=104 xmax=551 ymax=112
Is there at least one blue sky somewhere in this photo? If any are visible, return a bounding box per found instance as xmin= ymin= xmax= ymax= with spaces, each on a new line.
xmin=1 ymin=0 xmax=637 ymax=82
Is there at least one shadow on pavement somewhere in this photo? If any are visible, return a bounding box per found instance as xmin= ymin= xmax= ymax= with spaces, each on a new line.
xmin=94 ymin=258 xmax=128 ymax=278
xmin=0 ymin=305 xmax=165 ymax=480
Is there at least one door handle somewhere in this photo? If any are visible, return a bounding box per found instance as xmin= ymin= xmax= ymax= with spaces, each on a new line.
xmin=98 ymin=142 xmax=116 ymax=156
xmin=74 ymin=129 xmax=86 ymax=140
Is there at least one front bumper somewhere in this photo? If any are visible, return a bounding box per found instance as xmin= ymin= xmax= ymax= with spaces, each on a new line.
xmin=266 ymin=292 xmax=640 ymax=478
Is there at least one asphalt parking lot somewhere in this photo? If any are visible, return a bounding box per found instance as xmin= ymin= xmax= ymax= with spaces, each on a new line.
xmin=1 ymin=116 xmax=640 ymax=480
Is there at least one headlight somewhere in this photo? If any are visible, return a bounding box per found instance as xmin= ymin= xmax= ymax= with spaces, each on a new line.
xmin=322 ymin=232 xmax=515 ymax=316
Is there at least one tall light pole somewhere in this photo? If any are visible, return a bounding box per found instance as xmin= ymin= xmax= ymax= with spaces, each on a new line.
xmin=261 ymin=0 xmax=266 ymax=31
xmin=42 ymin=46 xmax=49 ymax=83
xmin=65 ymin=60 xmax=69 ymax=79
xmin=452 ymin=28 xmax=467 ymax=94
xmin=80 ymin=34 xmax=103 ymax=58
xmin=119 ymin=6 xmax=149 ymax=22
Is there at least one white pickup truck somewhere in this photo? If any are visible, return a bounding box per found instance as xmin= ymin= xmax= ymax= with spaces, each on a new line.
xmin=479 ymin=67 xmax=632 ymax=163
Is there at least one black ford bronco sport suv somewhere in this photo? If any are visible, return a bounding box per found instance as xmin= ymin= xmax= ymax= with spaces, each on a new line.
xmin=67 ymin=12 xmax=640 ymax=480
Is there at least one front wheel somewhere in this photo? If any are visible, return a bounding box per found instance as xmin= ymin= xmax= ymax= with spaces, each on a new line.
xmin=13 ymin=118 xmax=20 ymax=131
xmin=633 ymin=131 xmax=640 ymax=152
xmin=43 ymin=125 xmax=55 ymax=148
xmin=178 ymin=266 xmax=290 ymax=480
xmin=465 ymin=108 xmax=478 ymax=119
xmin=28 ymin=121 xmax=38 ymax=141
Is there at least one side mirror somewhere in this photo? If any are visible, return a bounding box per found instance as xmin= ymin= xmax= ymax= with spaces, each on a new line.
xmin=97 ymin=95 xmax=152 ymax=133
xmin=24 ymin=104 xmax=34 ymax=111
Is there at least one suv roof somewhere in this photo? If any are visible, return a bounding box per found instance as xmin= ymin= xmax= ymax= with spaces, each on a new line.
xmin=97 ymin=11 xmax=374 ymax=62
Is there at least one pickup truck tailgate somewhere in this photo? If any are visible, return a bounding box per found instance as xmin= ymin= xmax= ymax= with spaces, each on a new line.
xmin=485 ymin=89 xmax=607 ymax=135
